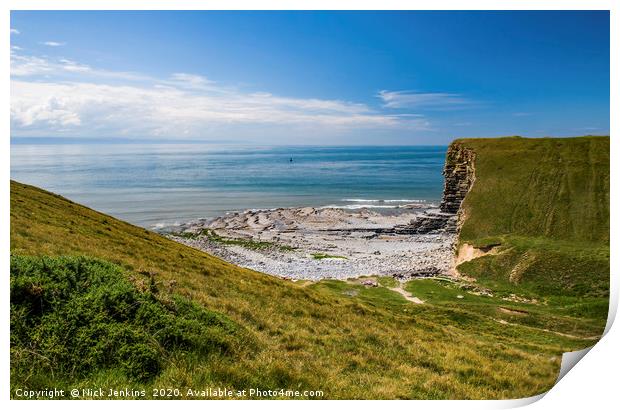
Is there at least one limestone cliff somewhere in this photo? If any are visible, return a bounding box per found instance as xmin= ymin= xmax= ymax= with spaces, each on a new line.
xmin=408 ymin=142 xmax=476 ymax=235
xmin=440 ymin=142 xmax=476 ymax=215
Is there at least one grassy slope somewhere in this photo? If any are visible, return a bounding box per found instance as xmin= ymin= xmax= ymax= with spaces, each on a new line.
xmin=453 ymin=137 xmax=609 ymax=303
xmin=9 ymin=146 xmax=606 ymax=399
xmin=458 ymin=136 xmax=609 ymax=243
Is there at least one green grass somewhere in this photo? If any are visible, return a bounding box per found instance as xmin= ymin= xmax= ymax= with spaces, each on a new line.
xmin=9 ymin=134 xmax=609 ymax=402
xmin=375 ymin=276 xmax=400 ymax=288
xmin=450 ymin=137 xmax=609 ymax=306
xmin=403 ymin=279 xmax=605 ymax=339
xmin=455 ymin=136 xmax=609 ymax=243
xmin=11 ymin=255 xmax=251 ymax=384
xmin=310 ymin=253 xmax=347 ymax=260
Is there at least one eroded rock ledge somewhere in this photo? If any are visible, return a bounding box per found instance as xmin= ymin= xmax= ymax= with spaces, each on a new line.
xmin=170 ymin=206 xmax=455 ymax=281
xmin=408 ymin=142 xmax=476 ymax=235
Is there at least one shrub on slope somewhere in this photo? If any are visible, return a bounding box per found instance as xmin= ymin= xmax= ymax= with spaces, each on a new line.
xmin=11 ymin=255 xmax=250 ymax=382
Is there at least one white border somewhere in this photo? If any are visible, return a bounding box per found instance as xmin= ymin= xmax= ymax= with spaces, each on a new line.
xmin=2 ymin=2 xmax=617 ymax=409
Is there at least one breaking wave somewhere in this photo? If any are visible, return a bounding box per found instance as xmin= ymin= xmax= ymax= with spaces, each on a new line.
xmin=342 ymin=198 xmax=427 ymax=203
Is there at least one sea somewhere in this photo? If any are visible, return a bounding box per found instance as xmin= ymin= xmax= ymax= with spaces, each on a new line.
xmin=10 ymin=143 xmax=447 ymax=229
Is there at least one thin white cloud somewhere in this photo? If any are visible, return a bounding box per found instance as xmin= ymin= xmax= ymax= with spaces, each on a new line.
xmin=512 ymin=112 xmax=532 ymax=117
xmin=10 ymin=54 xmax=54 ymax=76
xmin=10 ymin=51 xmax=430 ymax=139
xmin=41 ymin=41 xmax=66 ymax=47
xmin=169 ymin=73 xmax=214 ymax=90
xmin=10 ymin=54 xmax=91 ymax=76
xmin=58 ymin=59 xmax=91 ymax=72
xmin=378 ymin=90 xmax=470 ymax=109
xmin=11 ymin=28 xmax=20 ymax=34
xmin=11 ymin=53 xmax=166 ymax=83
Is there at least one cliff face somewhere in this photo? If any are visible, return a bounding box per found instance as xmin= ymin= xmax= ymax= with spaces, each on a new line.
xmin=407 ymin=142 xmax=475 ymax=235
xmin=440 ymin=143 xmax=476 ymax=215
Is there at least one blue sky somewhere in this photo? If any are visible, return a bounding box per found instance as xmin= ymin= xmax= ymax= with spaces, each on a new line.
xmin=10 ymin=11 xmax=609 ymax=145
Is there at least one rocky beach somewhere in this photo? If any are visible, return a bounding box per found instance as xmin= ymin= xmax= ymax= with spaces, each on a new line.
xmin=167 ymin=203 xmax=458 ymax=281
xmin=166 ymin=142 xmax=476 ymax=282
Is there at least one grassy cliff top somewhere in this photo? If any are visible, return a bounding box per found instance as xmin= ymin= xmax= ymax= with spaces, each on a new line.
xmin=454 ymin=136 xmax=609 ymax=244
xmin=451 ymin=136 xmax=609 ymax=298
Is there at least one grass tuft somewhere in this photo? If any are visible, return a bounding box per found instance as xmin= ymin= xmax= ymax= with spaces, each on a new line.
xmin=176 ymin=229 xmax=296 ymax=252
xmin=310 ymin=253 xmax=347 ymax=260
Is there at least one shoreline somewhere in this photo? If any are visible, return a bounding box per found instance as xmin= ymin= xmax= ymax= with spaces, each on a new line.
xmin=167 ymin=204 xmax=457 ymax=281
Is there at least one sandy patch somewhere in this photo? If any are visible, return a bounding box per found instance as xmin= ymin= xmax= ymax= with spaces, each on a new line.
xmin=389 ymin=286 xmax=425 ymax=304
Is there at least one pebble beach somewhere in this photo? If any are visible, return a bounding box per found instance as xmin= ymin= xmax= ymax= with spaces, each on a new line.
xmin=168 ymin=204 xmax=456 ymax=281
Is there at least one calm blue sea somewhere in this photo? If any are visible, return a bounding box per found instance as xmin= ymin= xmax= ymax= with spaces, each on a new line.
xmin=10 ymin=144 xmax=447 ymax=229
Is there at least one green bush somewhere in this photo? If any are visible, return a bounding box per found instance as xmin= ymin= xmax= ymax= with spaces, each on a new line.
xmin=10 ymin=255 xmax=247 ymax=382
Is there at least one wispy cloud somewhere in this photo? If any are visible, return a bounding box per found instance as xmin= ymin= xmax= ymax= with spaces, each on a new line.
xmin=11 ymin=54 xmax=55 ymax=76
xmin=169 ymin=73 xmax=215 ymax=90
xmin=378 ymin=90 xmax=470 ymax=110
xmin=41 ymin=41 xmax=66 ymax=47
xmin=10 ymin=51 xmax=430 ymax=140
xmin=11 ymin=28 xmax=20 ymax=35
xmin=58 ymin=59 xmax=91 ymax=72
xmin=11 ymin=53 xmax=86 ymax=76
xmin=512 ymin=112 xmax=532 ymax=117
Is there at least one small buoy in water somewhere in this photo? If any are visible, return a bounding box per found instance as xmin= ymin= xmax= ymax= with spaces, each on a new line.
xmin=289 ymin=157 xmax=293 ymax=163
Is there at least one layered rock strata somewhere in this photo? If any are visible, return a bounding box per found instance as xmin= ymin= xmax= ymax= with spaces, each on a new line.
xmin=408 ymin=143 xmax=475 ymax=234
xmin=440 ymin=143 xmax=476 ymax=214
